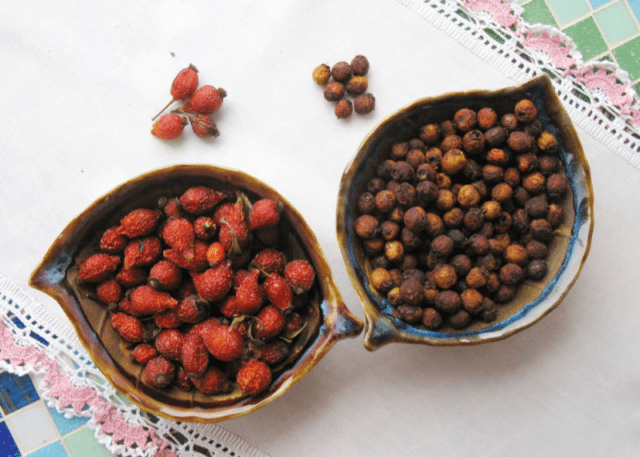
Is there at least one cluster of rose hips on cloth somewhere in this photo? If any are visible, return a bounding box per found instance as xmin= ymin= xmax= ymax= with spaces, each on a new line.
xmin=75 ymin=186 xmax=317 ymax=397
xmin=151 ymin=65 xmax=226 ymax=141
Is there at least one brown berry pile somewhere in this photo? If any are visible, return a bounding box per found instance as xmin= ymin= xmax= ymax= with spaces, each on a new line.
xmin=353 ymin=99 xmax=569 ymax=330
xmin=151 ymin=64 xmax=227 ymax=141
xmin=312 ymin=55 xmax=375 ymax=119
xmin=76 ymin=186 xmax=318 ymax=398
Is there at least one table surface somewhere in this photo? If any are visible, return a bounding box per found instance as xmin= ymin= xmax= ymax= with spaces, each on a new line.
xmin=1 ymin=1 xmax=640 ymax=456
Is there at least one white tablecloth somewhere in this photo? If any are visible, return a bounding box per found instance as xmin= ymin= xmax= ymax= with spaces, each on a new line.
xmin=2 ymin=1 xmax=640 ymax=456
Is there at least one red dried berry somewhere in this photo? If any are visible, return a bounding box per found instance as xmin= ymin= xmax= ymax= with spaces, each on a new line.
xmin=154 ymin=309 xmax=182 ymax=329
xmin=181 ymin=329 xmax=209 ymax=376
xmin=128 ymin=285 xmax=179 ymax=316
xmin=116 ymin=267 xmax=148 ymax=287
xmin=194 ymin=216 xmax=217 ymax=240
xmin=179 ymin=187 xmax=227 ymax=215
xmin=148 ymin=260 xmax=183 ymax=291
xmin=188 ymin=113 xmax=220 ymax=139
xmin=256 ymin=339 xmax=291 ymax=365
xmin=161 ymin=218 xmax=195 ymax=254
xmin=155 ymin=329 xmax=184 ymax=361
xmin=199 ymin=320 xmax=245 ymax=362
xmin=144 ymin=356 xmax=176 ymax=389
xmin=248 ymin=198 xmax=282 ymax=230
xmin=176 ymin=294 xmax=210 ymax=324
xmin=206 ymin=241 xmax=227 ymax=267
xmin=132 ymin=343 xmax=158 ymax=364
xmin=252 ymin=305 xmax=285 ymax=340
xmin=284 ymin=259 xmax=316 ymax=294
xmin=78 ymin=253 xmax=121 ymax=283
xmin=263 ymin=272 xmax=293 ymax=311
xmin=99 ymin=226 xmax=128 ymax=254
xmin=96 ymin=279 xmax=122 ymax=305
xmin=191 ymin=366 xmax=230 ymax=394
xmin=151 ymin=113 xmax=187 ymax=141
xmin=123 ymin=236 xmax=162 ymax=269
xmin=152 ymin=64 xmax=199 ymax=121
xmin=171 ymin=64 xmax=199 ymax=101
xmin=219 ymin=295 xmax=241 ymax=318
xmin=110 ymin=312 xmax=144 ymax=343
xmin=236 ymin=359 xmax=272 ymax=396
xmin=235 ymin=269 xmax=264 ymax=315
xmin=161 ymin=197 xmax=186 ymax=218
xmin=175 ymin=365 xmax=193 ymax=391
xmin=251 ymin=249 xmax=286 ymax=274
xmin=182 ymin=85 xmax=226 ymax=114
xmin=163 ymin=240 xmax=209 ymax=272
xmin=117 ymin=208 xmax=162 ymax=238
xmin=190 ymin=260 xmax=234 ymax=302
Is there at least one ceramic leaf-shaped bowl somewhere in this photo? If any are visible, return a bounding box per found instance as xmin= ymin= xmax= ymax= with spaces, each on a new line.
xmin=31 ymin=164 xmax=363 ymax=422
xmin=337 ymin=75 xmax=593 ymax=350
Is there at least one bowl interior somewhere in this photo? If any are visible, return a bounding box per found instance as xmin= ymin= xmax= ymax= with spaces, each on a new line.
xmin=32 ymin=165 xmax=362 ymax=421
xmin=338 ymin=75 xmax=593 ymax=349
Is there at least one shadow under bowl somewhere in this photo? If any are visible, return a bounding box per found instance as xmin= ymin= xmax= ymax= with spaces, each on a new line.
xmin=31 ymin=164 xmax=363 ymax=422
xmin=337 ymin=75 xmax=593 ymax=350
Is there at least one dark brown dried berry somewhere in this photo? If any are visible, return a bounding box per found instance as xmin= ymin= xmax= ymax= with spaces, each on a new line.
xmin=351 ymin=55 xmax=370 ymax=76
xmin=453 ymin=108 xmax=477 ymax=132
xmin=345 ymin=76 xmax=368 ymax=95
xmin=331 ymin=61 xmax=353 ymax=82
xmin=323 ymin=81 xmax=345 ymax=101
xmin=354 ymin=93 xmax=376 ymax=114
xmin=335 ymin=99 xmax=353 ymax=119
xmin=514 ymin=99 xmax=538 ymax=123
xmin=477 ymin=107 xmax=498 ymax=129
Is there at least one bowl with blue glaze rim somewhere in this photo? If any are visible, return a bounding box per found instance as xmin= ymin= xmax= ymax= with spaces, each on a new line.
xmin=30 ymin=164 xmax=363 ymax=422
xmin=337 ymin=75 xmax=593 ymax=350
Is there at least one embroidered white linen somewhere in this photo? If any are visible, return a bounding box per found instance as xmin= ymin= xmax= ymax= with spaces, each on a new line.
xmin=1 ymin=1 xmax=640 ymax=456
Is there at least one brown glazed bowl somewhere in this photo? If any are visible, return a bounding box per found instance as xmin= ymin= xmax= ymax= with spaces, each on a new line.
xmin=30 ymin=164 xmax=363 ymax=422
xmin=337 ymin=75 xmax=594 ymax=351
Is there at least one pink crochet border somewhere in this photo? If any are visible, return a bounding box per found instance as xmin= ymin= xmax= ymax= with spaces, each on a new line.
xmin=464 ymin=0 xmax=640 ymax=128
xmin=0 ymin=320 xmax=177 ymax=457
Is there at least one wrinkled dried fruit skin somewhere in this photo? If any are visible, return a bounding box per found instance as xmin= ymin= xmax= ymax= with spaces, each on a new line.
xmin=191 ymin=366 xmax=229 ymax=394
xmin=191 ymin=261 xmax=234 ymax=302
xmin=264 ymin=272 xmax=293 ymax=310
xmin=171 ymin=64 xmax=199 ymax=101
xmin=151 ymin=113 xmax=187 ymax=140
xmin=96 ymin=279 xmax=122 ymax=305
xmin=251 ymin=249 xmax=286 ymax=274
xmin=252 ymin=305 xmax=285 ymax=340
xmin=236 ymin=359 xmax=272 ymax=395
xmin=200 ymin=320 xmax=245 ymax=362
xmin=123 ymin=237 xmax=162 ymax=269
xmin=181 ymin=328 xmax=210 ymax=376
xmin=100 ymin=226 xmax=127 ymax=254
xmin=111 ymin=312 xmax=144 ymax=342
xmin=248 ymin=198 xmax=281 ymax=230
xmin=179 ymin=187 xmax=227 ymax=215
xmin=182 ymin=85 xmax=226 ymax=114
xmin=132 ymin=343 xmax=158 ymax=364
xmin=155 ymin=329 xmax=184 ymax=361
xmin=118 ymin=209 xmax=162 ymax=238
xmin=78 ymin=253 xmax=121 ymax=283
xmin=284 ymin=259 xmax=316 ymax=294
xmin=188 ymin=113 xmax=220 ymax=139
xmin=235 ymin=269 xmax=264 ymax=314
xmin=161 ymin=218 xmax=195 ymax=254
xmin=144 ymin=356 xmax=176 ymax=389
xmin=148 ymin=260 xmax=183 ymax=291
xmin=128 ymin=285 xmax=179 ymax=316
xmin=176 ymin=294 xmax=210 ymax=324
